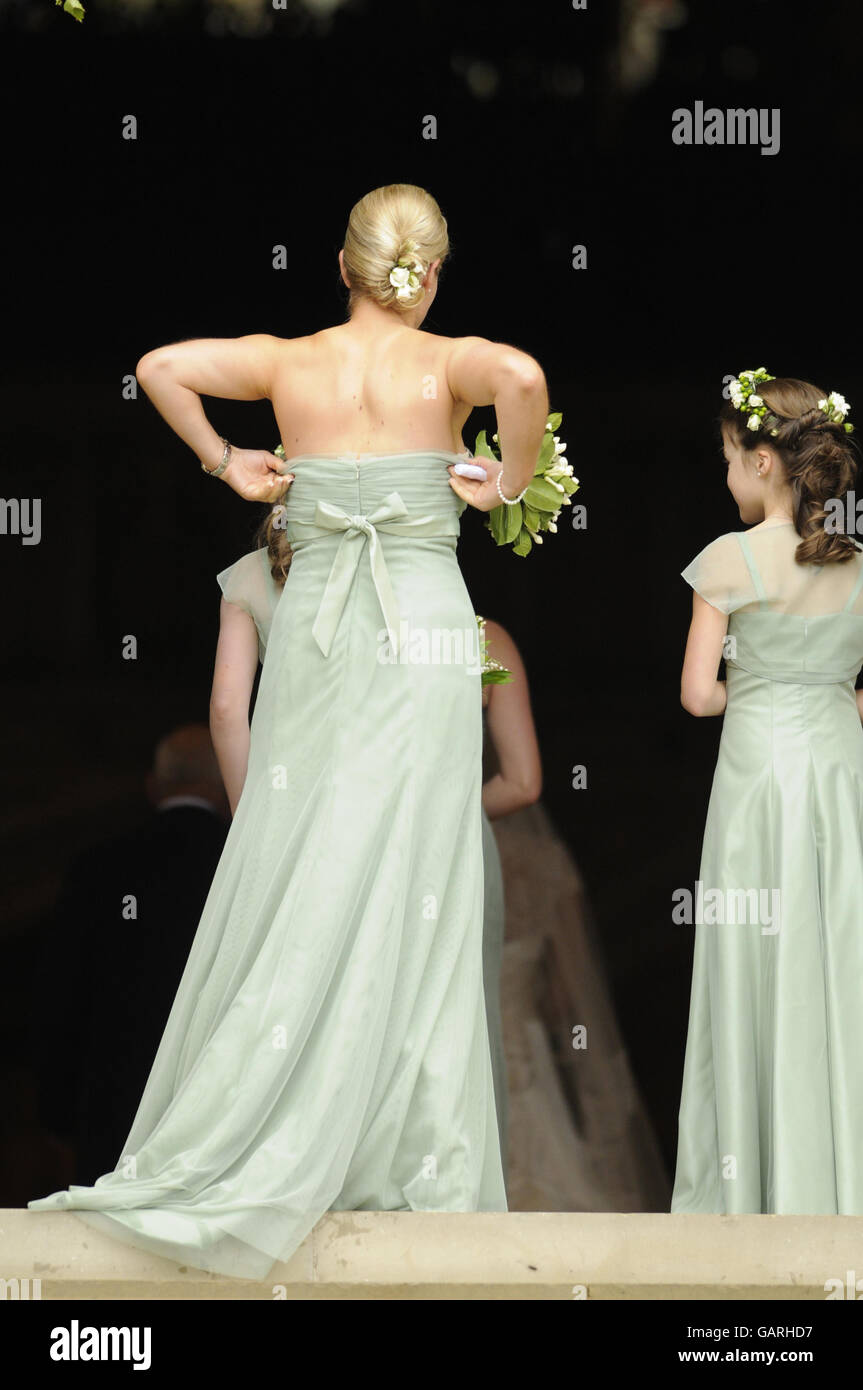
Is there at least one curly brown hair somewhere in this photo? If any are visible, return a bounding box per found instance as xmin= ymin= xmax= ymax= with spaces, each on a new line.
xmin=720 ymin=377 xmax=860 ymax=565
xmin=254 ymin=503 xmax=292 ymax=588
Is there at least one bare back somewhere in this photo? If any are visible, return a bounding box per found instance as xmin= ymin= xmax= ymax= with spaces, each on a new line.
xmin=269 ymin=324 xmax=473 ymax=459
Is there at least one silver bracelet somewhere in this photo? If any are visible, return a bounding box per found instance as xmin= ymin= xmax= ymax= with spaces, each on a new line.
xmin=496 ymin=470 xmax=527 ymax=505
xmin=202 ymin=438 xmax=231 ymax=477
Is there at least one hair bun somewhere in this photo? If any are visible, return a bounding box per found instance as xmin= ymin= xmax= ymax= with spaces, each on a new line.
xmin=342 ymin=184 xmax=449 ymax=315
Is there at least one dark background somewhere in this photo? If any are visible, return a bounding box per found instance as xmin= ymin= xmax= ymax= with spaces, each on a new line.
xmin=2 ymin=0 xmax=861 ymax=1189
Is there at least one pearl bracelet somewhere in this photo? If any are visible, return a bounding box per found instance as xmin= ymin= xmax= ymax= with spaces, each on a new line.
xmin=496 ymin=471 xmax=527 ymax=506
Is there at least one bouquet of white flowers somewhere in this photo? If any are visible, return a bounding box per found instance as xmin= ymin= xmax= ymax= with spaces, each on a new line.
xmin=476 ymin=615 xmax=512 ymax=688
xmin=474 ymin=411 xmax=579 ymax=556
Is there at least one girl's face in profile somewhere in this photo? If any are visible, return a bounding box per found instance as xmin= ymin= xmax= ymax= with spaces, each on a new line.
xmin=722 ymin=425 xmax=768 ymax=524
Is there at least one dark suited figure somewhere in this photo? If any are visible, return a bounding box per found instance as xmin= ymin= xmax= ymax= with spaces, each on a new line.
xmin=35 ymin=725 xmax=229 ymax=1184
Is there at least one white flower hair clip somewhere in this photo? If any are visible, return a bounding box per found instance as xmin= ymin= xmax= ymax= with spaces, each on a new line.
xmin=728 ymin=367 xmax=778 ymax=433
xmin=817 ymin=391 xmax=854 ymax=433
xmin=388 ymin=239 xmax=426 ymax=301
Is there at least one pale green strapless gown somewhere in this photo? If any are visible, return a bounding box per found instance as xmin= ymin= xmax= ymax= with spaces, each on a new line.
xmin=28 ymin=450 xmax=507 ymax=1277
xmin=672 ymin=523 xmax=863 ymax=1214
xmin=210 ymin=559 xmax=511 ymax=1182
xmin=212 ymin=556 xmax=512 ymax=1180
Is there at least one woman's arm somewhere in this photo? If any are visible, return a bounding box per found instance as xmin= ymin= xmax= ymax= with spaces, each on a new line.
xmin=445 ymin=337 xmax=549 ymax=511
xmin=855 ymin=688 xmax=863 ymax=722
xmin=136 ymin=335 xmax=290 ymax=502
xmin=482 ymin=620 xmax=543 ymax=819
xmin=680 ymin=592 xmax=729 ymax=717
xmin=210 ymin=598 xmax=260 ymax=815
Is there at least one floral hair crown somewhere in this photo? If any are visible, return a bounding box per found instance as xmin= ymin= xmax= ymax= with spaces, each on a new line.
xmin=728 ymin=367 xmax=854 ymax=435
xmin=388 ymin=239 xmax=426 ymax=301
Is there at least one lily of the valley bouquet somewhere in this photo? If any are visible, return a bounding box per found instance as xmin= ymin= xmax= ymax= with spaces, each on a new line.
xmin=476 ymin=615 xmax=512 ymax=688
xmin=473 ymin=412 xmax=579 ymax=556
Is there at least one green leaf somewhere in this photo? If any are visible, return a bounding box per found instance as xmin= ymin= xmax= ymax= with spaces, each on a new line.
xmin=512 ymin=526 xmax=533 ymax=557
xmin=547 ymin=411 xmax=562 ymax=431
xmin=488 ymin=502 xmax=508 ymax=545
xmin=481 ymin=668 xmax=514 ymax=686
xmin=503 ymin=500 xmax=523 ymax=542
xmin=523 ymin=505 xmax=540 ymax=530
xmin=60 ymin=0 xmax=85 ymax=18
xmin=525 ymin=477 xmax=564 ymax=510
xmin=473 ymin=428 xmax=500 ymax=463
xmin=536 ymin=431 xmax=557 ymax=470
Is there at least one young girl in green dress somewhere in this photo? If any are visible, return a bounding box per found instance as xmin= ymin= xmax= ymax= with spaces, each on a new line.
xmin=673 ymin=370 xmax=863 ymax=1215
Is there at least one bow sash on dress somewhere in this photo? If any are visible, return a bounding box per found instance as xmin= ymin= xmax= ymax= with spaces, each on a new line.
xmin=288 ymin=490 xmax=461 ymax=657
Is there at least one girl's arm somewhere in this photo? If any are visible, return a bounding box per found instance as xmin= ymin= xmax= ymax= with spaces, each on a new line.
xmin=136 ymin=335 xmax=290 ymax=503
xmin=681 ymin=592 xmax=729 ymax=717
xmin=855 ymin=689 xmax=863 ymax=722
xmin=210 ymin=598 xmax=260 ymax=815
xmin=481 ymin=620 xmax=543 ymax=819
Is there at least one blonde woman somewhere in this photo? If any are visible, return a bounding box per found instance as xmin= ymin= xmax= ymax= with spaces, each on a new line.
xmin=29 ymin=184 xmax=549 ymax=1279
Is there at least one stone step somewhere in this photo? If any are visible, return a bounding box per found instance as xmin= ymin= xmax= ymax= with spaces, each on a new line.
xmin=4 ymin=1211 xmax=862 ymax=1300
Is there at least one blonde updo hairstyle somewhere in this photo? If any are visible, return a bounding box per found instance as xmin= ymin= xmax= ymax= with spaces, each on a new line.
xmin=341 ymin=183 xmax=450 ymax=315
xmin=720 ymin=378 xmax=860 ymax=566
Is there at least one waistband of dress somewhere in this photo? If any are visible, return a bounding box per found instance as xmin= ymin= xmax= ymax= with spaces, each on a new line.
xmin=727 ymin=659 xmax=860 ymax=686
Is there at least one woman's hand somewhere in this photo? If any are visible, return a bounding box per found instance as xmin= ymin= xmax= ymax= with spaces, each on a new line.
xmin=219 ymin=447 xmax=295 ymax=503
xmin=447 ymin=458 xmax=508 ymax=512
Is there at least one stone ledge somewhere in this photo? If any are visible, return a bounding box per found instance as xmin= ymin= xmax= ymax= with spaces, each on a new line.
xmin=3 ymin=1211 xmax=862 ymax=1300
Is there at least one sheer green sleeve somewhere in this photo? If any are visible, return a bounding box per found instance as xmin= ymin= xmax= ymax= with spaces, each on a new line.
xmin=216 ymin=548 xmax=282 ymax=661
xmin=681 ymin=533 xmax=756 ymax=615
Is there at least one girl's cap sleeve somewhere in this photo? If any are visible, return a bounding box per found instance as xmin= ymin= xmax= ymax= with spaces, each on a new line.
xmin=681 ymin=532 xmax=755 ymax=615
xmin=216 ymin=548 xmax=282 ymax=658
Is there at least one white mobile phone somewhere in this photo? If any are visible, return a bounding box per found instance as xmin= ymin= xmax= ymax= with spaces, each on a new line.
xmin=452 ymin=461 xmax=489 ymax=481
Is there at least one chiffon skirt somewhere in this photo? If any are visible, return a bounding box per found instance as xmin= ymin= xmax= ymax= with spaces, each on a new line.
xmin=29 ymin=453 xmax=507 ymax=1277
xmin=672 ymin=666 xmax=863 ymax=1214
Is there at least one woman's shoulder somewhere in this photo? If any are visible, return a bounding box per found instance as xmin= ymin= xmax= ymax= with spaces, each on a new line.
xmin=441 ymin=331 xmax=541 ymax=361
xmin=267 ymin=329 xmax=333 ymax=360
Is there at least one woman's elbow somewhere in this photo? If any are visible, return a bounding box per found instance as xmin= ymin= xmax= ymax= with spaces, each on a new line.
xmin=136 ymin=349 xmax=169 ymax=386
xmin=681 ymin=685 xmax=711 ymax=717
xmin=501 ymin=354 xmax=545 ymax=397
xmin=209 ymin=689 xmax=246 ymax=727
xmin=516 ymin=768 xmax=543 ymax=807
